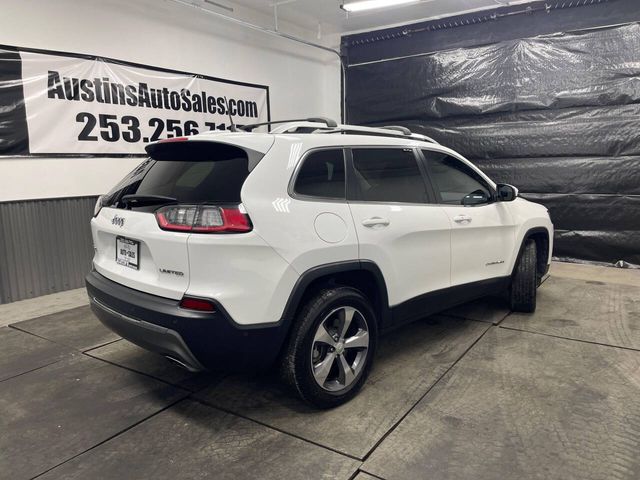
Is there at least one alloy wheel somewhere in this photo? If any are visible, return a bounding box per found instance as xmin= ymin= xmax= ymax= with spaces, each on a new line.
xmin=310 ymin=306 xmax=370 ymax=392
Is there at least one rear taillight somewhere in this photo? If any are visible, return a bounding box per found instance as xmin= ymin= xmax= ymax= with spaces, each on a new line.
xmin=155 ymin=205 xmax=252 ymax=233
xmin=179 ymin=296 xmax=216 ymax=312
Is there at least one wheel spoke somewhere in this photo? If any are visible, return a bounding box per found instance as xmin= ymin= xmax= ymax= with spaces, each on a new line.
xmin=351 ymin=354 xmax=366 ymax=378
xmin=313 ymin=351 xmax=337 ymax=386
xmin=339 ymin=307 xmax=356 ymax=340
xmin=344 ymin=330 xmax=369 ymax=350
xmin=337 ymin=354 xmax=355 ymax=386
xmin=313 ymin=323 xmax=337 ymax=347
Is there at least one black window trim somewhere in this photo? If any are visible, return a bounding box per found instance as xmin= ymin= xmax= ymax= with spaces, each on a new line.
xmin=346 ymin=146 xmax=438 ymax=206
xmin=288 ymin=146 xmax=349 ymax=203
xmin=417 ymin=147 xmax=497 ymax=207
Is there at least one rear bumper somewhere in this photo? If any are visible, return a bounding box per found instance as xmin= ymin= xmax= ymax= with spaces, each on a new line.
xmin=86 ymin=270 xmax=288 ymax=372
xmin=89 ymin=295 xmax=205 ymax=371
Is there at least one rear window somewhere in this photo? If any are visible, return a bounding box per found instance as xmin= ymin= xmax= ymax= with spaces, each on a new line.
xmin=134 ymin=158 xmax=248 ymax=203
xmin=104 ymin=141 xmax=254 ymax=207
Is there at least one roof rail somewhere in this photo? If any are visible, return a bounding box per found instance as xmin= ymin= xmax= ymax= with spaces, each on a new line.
xmin=381 ymin=125 xmax=412 ymax=135
xmin=239 ymin=117 xmax=337 ymax=132
xmin=380 ymin=126 xmax=439 ymax=144
xmin=320 ymin=124 xmax=439 ymax=144
xmin=240 ymin=118 xmax=439 ymax=144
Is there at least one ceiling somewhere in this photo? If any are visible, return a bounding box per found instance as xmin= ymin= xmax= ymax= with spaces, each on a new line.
xmin=220 ymin=0 xmax=537 ymax=36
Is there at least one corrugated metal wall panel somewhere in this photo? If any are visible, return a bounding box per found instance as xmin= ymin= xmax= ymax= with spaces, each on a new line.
xmin=0 ymin=196 xmax=97 ymax=303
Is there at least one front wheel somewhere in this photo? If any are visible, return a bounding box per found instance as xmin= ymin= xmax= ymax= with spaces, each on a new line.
xmin=281 ymin=287 xmax=377 ymax=409
xmin=510 ymin=239 xmax=538 ymax=313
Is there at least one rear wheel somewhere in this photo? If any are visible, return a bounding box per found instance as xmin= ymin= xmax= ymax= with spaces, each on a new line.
xmin=281 ymin=287 xmax=377 ymax=409
xmin=510 ymin=239 xmax=538 ymax=313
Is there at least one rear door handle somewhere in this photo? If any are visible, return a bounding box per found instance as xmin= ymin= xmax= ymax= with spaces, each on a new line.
xmin=453 ymin=214 xmax=472 ymax=224
xmin=362 ymin=217 xmax=390 ymax=228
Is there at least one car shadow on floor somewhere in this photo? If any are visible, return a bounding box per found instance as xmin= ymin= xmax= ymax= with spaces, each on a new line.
xmin=84 ymin=308 xmax=496 ymax=460
xmin=189 ymin=313 xmax=492 ymax=458
xmin=4 ymin=295 xmax=506 ymax=472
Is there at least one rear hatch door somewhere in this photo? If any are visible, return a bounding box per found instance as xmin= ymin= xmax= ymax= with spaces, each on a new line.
xmin=93 ymin=204 xmax=191 ymax=300
xmin=91 ymin=137 xmax=271 ymax=300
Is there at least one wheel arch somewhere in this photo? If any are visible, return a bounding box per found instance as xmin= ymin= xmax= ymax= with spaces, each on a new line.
xmin=512 ymin=226 xmax=551 ymax=277
xmin=280 ymin=260 xmax=391 ymax=329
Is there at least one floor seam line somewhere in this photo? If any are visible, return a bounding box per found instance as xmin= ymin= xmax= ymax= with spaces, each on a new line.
xmin=82 ymin=351 xmax=195 ymax=393
xmin=354 ymin=468 xmax=386 ymax=480
xmin=494 ymin=310 xmax=512 ymax=325
xmin=7 ymin=324 xmax=118 ymax=354
xmin=189 ymin=395 xmax=365 ymax=462
xmin=440 ymin=313 xmax=494 ymax=325
xmin=359 ymin=323 xmax=493 ymax=463
xmin=0 ymin=358 xmax=67 ymax=384
xmin=498 ymin=325 xmax=640 ymax=352
xmin=29 ymin=396 xmax=189 ymax=480
xmin=8 ymin=324 xmax=68 ymax=344
xmin=82 ymin=337 xmax=123 ymax=353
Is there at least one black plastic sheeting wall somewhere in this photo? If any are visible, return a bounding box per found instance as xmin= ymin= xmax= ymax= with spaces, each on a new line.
xmin=346 ymin=23 xmax=640 ymax=266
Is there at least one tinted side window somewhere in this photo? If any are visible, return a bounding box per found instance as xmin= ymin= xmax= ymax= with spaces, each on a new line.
xmin=294 ymin=149 xmax=346 ymax=199
xmin=352 ymin=148 xmax=428 ymax=203
xmin=423 ymin=151 xmax=492 ymax=205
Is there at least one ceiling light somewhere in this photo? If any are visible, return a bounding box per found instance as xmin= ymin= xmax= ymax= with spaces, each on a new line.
xmin=341 ymin=0 xmax=421 ymax=13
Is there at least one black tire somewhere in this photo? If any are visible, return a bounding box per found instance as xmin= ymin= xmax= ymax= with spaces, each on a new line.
xmin=510 ymin=239 xmax=538 ymax=313
xmin=281 ymin=286 xmax=378 ymax=409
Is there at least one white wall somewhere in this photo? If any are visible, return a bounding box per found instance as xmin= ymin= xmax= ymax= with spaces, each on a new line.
xmin=0 ymin=0 xmax=341 ymax=201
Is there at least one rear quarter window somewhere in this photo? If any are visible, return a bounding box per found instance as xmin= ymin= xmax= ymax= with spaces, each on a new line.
xmin=294 ymin=149 xmax=346 ymax=199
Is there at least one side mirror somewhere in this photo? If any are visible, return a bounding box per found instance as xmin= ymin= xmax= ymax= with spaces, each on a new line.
xmin=462 ymin=189 xmax=490 ymax=206
xmin=496 ymin=183 xmax=518 ymax=202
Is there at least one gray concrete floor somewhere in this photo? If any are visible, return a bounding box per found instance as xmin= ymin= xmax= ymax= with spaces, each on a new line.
xmin=0 ymin=262 xmax=638 ymax=480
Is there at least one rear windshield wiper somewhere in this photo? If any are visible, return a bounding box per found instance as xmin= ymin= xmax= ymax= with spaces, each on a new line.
xmin=120 ymin=194 xmax=178 ymax=208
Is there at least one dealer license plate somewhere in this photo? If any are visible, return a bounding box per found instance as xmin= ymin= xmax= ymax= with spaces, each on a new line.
xmin=116 ymin=236 xmax=139 ymax=270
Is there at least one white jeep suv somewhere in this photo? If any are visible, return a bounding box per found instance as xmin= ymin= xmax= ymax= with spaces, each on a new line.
xmin=86 ymin=118 xmax=553 ymax=408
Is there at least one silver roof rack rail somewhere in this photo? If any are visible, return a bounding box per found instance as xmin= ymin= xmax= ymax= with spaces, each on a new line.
xmin=249 ymin=119 xmax=439 ymax=144
xmin=380 ymin=125 xmax=412 ymax=135
xmin=239 ymin=117 xmax=337 ymax=132
xmin=320 ymin=124 xmax=439 ymax=144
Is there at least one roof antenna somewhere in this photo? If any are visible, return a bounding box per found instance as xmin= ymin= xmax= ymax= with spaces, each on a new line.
xmin=224 ymin=96 xmax=237 ymax=132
